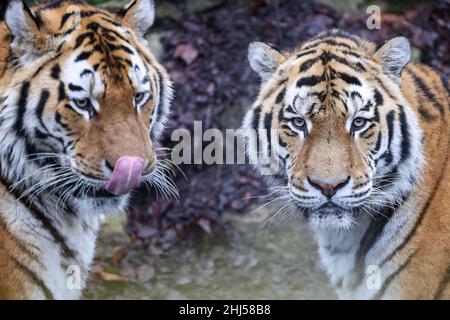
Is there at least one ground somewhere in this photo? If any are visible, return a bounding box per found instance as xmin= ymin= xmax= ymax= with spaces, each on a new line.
xmin=86 ymin=204 xmax=335 ymax=300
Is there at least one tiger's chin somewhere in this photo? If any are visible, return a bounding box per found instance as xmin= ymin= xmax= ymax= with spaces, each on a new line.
xmin=303 ymin=203 xmax=357 ymax=231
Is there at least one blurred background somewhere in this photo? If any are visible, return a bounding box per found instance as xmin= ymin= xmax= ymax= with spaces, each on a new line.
xmin=34 ymin=0 xmax=450 ymax=299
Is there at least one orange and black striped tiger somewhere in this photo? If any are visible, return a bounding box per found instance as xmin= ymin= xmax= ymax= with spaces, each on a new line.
xmin=0 ymin=0 xmax=174 ymax=299
xmin=244 ymin=30 xmax=450 ymax=299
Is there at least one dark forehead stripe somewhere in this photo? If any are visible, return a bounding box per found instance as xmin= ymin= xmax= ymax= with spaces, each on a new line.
xmin=318 ymin=30 xmax=362 ymax=44
xmin=75 ymin=51 xmax=93 ymax=62
xmin=333 ymin=70 xmax=361 ymax=86
xmin=297 ymin=75 xmax=325 ymax=88
xmin=298 ymin=50 xmax=367 ymax=74
xmin=69 ymin=18 xmax=139 ymax=83
xmin=302 ymin=38 xmax=353 ymax=51
xmin=74 ymin=32 xmax=96 ymax=50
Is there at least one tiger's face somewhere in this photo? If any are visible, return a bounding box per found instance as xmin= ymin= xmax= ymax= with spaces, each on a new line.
xmin=245 ymin=31 xmax=423 ymax=231
xmin=2 ymin=0 xmax=172 ymax=200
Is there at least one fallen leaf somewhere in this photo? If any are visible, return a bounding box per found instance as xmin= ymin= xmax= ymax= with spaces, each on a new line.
xmin=98 ymin=271 xmax=128 ymax=283
xmin=197 ymin=218 xmax=212 ymax=235
xmin=174 ymin=43 xmax=199 ymax=65
xmin=112 ymin=248 xmax=127 ymax=264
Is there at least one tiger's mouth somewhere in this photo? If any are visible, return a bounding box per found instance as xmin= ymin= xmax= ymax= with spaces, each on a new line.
xmin=302 ymin=202 xmax=357 ymax=230
xmin=310 ymin=202 xmax=347 ymax=216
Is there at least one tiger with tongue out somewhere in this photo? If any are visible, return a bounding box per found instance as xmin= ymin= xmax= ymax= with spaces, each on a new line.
xmin=0 ymin=0 xmax=173 ymax=299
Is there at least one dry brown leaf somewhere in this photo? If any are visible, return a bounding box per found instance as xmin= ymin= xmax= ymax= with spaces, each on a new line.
xmin=174 ymin=43 xmax=199 ymax=65
xmin=98 ymin=271 xmax=129 ymax=283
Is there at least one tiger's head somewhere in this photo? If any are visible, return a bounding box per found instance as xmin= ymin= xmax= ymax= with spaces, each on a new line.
xmin=0 ymin=0 xmax=173 ymax=206
xmin=244 ymin=30 xmax=423 ymax=231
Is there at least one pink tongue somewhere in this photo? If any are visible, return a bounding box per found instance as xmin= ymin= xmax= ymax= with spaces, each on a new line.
xmin=105 ymin=156 xmax=145 ymax=196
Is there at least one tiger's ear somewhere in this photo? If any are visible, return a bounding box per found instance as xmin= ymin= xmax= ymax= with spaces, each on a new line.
xmin=120 ymin=0 xmax=155 ymax=36
xmin=5 ymin=0 xmax=42 ymax=51
xmin=248 ymin=42 xmax=285 ymax=83
xmin=374 ymin=37 xmax=410 ymax=84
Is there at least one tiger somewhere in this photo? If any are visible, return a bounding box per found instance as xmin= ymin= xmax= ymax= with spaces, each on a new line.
xmin=0 ymin=0 xmax=173 ymax=299
xmin=243 ymin=29 xmax=450 ymax=299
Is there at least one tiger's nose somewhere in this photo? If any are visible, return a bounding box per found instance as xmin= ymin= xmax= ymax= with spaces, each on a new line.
xmin=307 ymin=176 xmax=351 ymax=198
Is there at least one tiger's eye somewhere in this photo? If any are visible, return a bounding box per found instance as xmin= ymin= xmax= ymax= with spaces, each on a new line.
xmin=74 ymin=98 xmax=89 ymax=109
xmin=352 ymin=117 xmax=367 ymax=129
xmin=292 ymin=117 xmax=306 ymax=129
xmin=135 ymin=92 xmax=146 ymax=104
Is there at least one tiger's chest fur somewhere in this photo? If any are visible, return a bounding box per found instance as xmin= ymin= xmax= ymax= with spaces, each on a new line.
xmin=0 ymin=182 xmax=100 ymax=299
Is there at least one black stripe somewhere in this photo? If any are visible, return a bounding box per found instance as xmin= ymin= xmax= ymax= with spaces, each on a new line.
xmin=275 ymin=88 xmax=285 ymax=104
xmin=68 ymin=84 xmax=84 ymax=92
xmin=109 ymin=44 xmax=134 ymax=55
xmin=0 ymin=217 xmax=42 ymax=267
xmin=35 ymin=90 xmax=50 ymax=131
xmin=75 ymin=51 xmax=93 ymax=62
xmin=439 ymin=74 xmax=449 ymax=96
xmin=263 ymin=112 xmax=272 ymax=156
xmin=303 ymin=38 xmax=353 ymax=51
xmin=297 ymin=75 xmax=325 ymax=88
xmin=150 ymin=68 xmax=165 ymax=139
xmin=337 ymin=72 xmax=361 ymax=86
xmin=10 ymin=256 xmax=54 ymax=300
xmin=35 ymin=90 xmax=66 ymax=150
xmin=74 ymin=32 xmax=96 ymax=50
xmin=100 ymin=26 xmax=128 ymax=43
xmin=14 ymin=82 xmax=31 ymax=136
xmin=99 ymin=16 xmax=122 ymax=28
xmin=407 ymin=69 xmax=444 ymax=116
xmin=58 ymin=82 xmax=66 ymax=102
xmin=50 ymin=64 xmax=61 ymax=80
xmin=398 ymin=105 xmax=410 ymax=163
xmin=59 ymin=12 xmax=75 ymax=30
xmin=323 ymin=52 xmax=366 ymax=72
xmin=418 ymin=107 xmax=438 ymax=122
xmin=23 ymin=1 xmax=42 ymax=29
xmin=372 ymin=250 xmax=417 ymax=300
xmin=118 ymin=0 xmax=138 ymax=17
xmin=299 ymin=57 xmax=318 ymax=73
xmin=382 ymin=111 xmax=395 ymax=165
xmin=296 ymin=50 xmax=316 ymax=59
xmin=80 ymin=69 xmax=93 ymax=77
xmin=434 ymin=263 xmax=450 ymax=299
xmin=251 ymin=106 xmax=261 ymax=131
xmin=356 ymin=202 xmax=400 ymax=263
xmin=374 ymin=88 xmax=383 ymax=106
